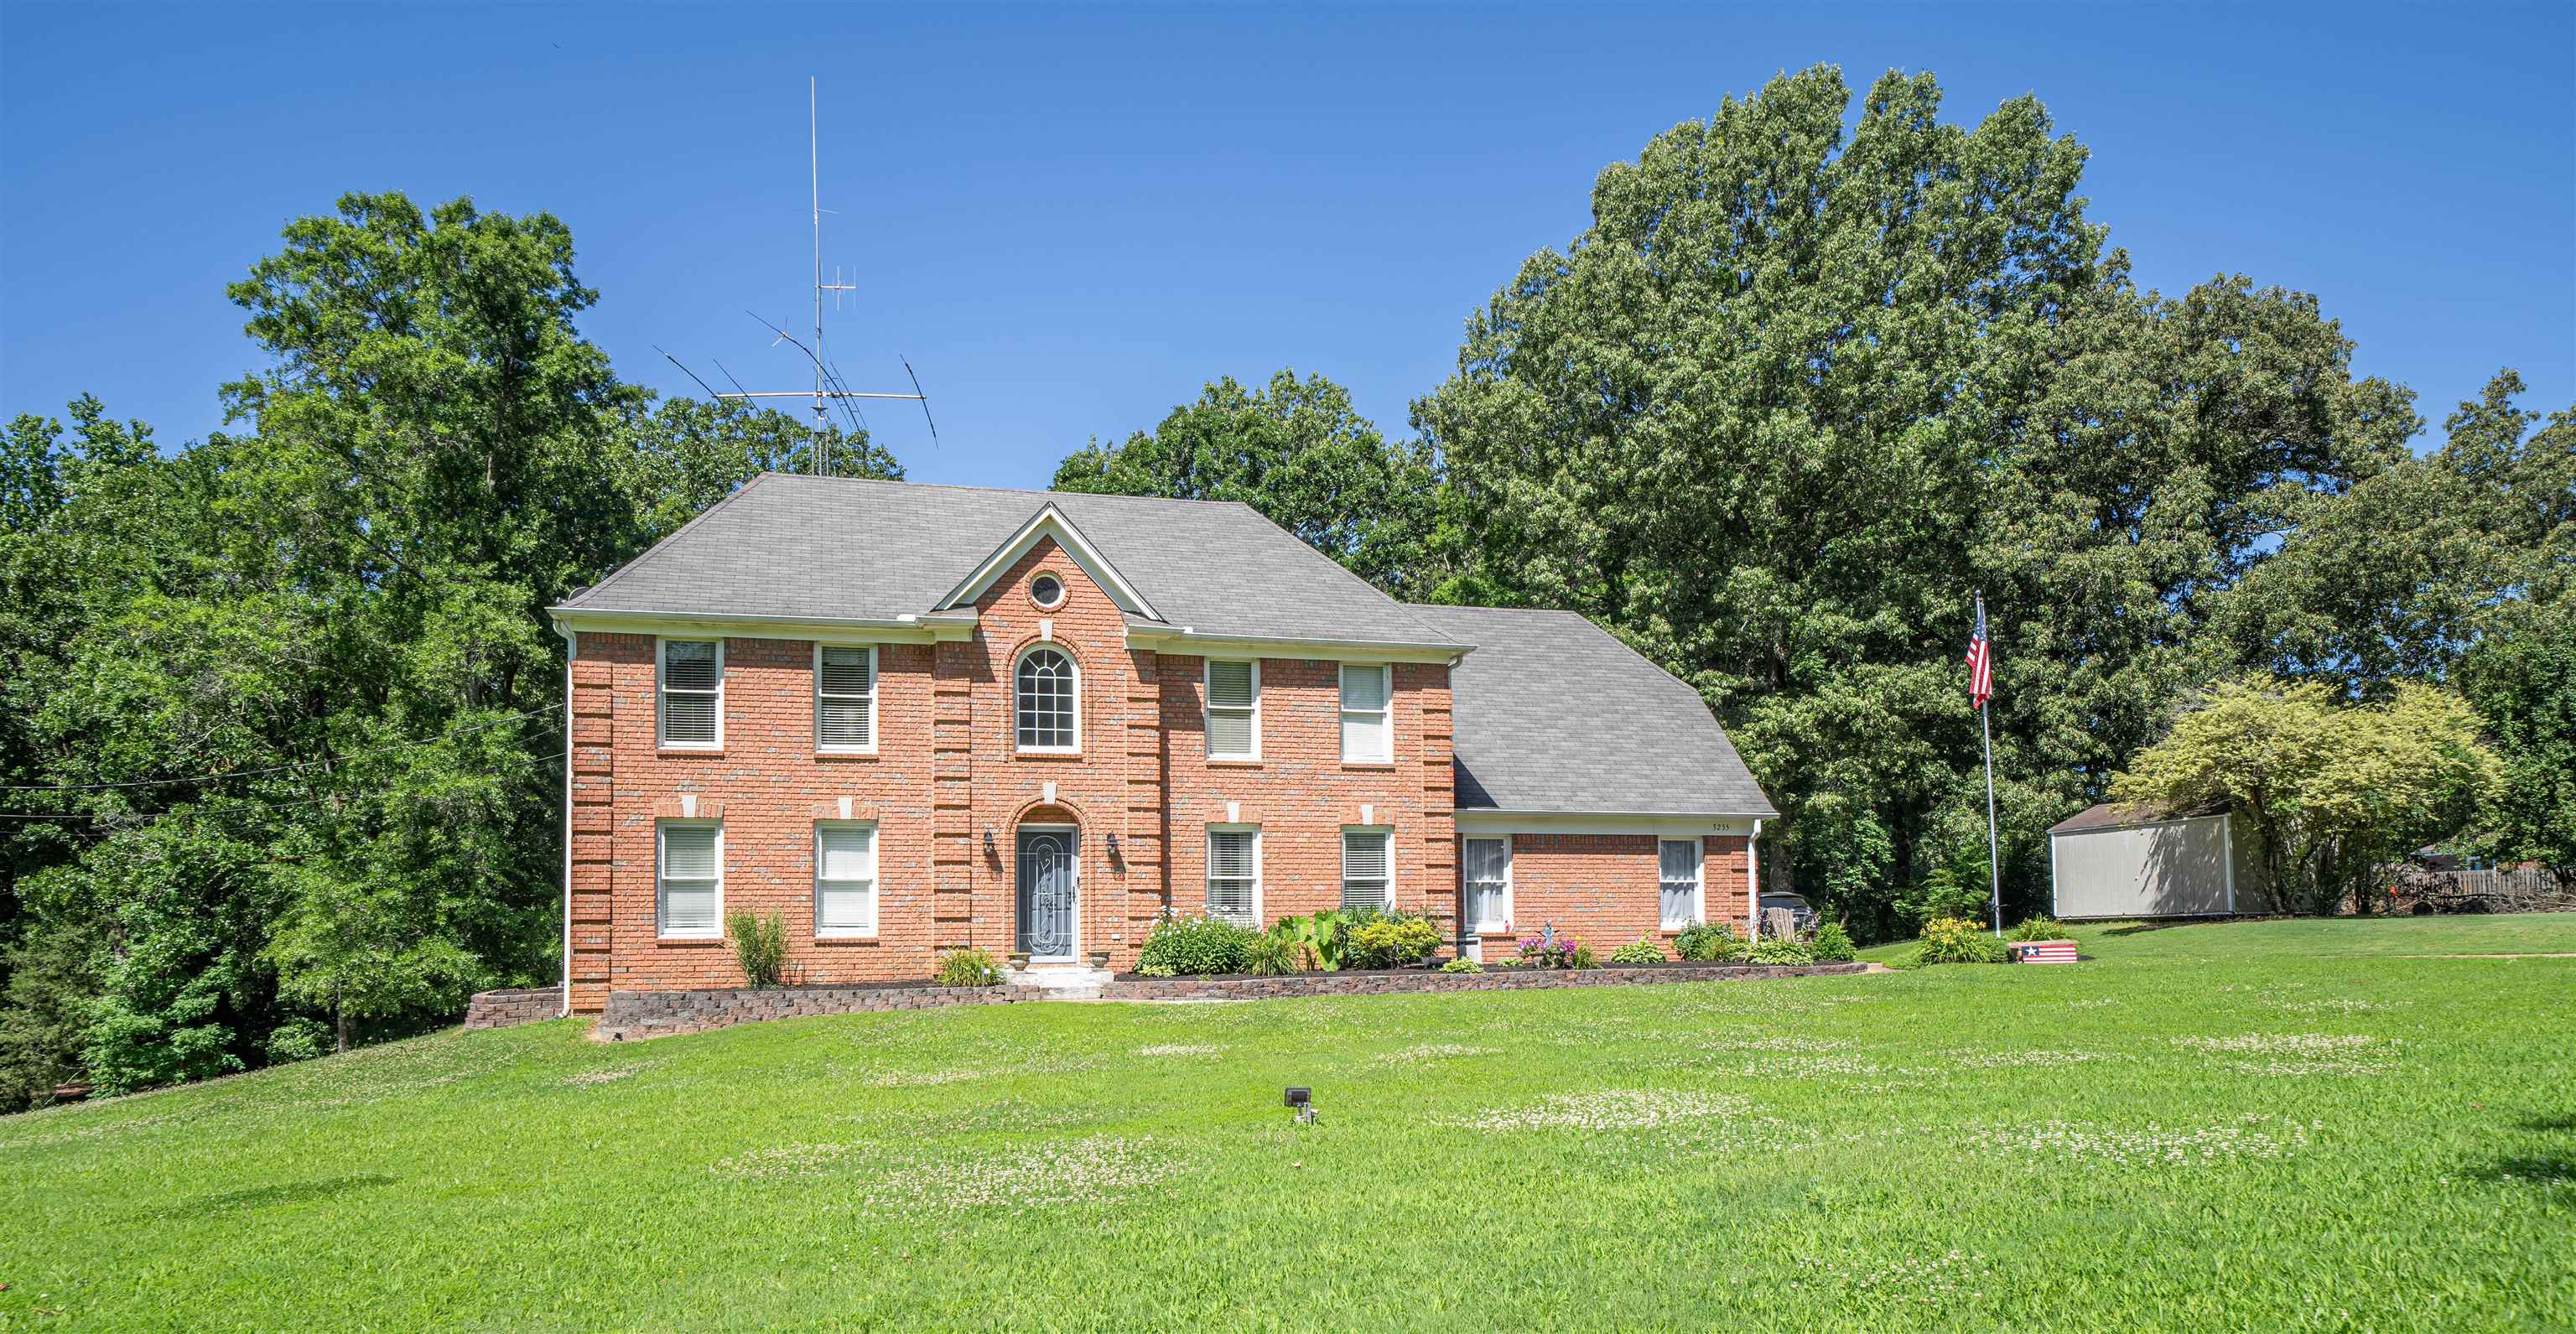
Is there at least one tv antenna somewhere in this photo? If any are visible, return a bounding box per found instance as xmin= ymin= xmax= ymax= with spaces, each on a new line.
xmin=692 ymin=76 xmax=937 ymax=475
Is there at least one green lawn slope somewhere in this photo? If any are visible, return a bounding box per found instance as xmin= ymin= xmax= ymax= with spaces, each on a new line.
xmin=5 ymin=916 xmax=2571 ymax=1331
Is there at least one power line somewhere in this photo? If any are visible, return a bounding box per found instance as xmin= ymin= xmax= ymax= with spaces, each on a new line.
xmin=0 ymin=703 xmax=564 ymax=793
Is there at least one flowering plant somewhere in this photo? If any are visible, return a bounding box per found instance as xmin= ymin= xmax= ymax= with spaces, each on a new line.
xmin=1516 ymin=934 xmax=1585 ymax=969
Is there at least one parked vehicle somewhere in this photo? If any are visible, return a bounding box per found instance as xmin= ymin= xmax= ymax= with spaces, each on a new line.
xmin=1759 ymin=893 xmax=1820 ymax=935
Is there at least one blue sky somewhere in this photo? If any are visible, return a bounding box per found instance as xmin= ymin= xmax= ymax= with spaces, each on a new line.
xmin=3 ymin=3 xmax=2569 ymax=487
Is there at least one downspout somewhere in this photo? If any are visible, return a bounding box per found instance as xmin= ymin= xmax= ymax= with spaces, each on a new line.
xmin=557 ymin=630 xmax=575 ymax=1018
xmin=1747 ymin=818 xmax=1763 ymax=940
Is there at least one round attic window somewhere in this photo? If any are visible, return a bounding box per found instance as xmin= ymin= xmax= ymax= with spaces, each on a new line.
xmin=1030 ymin=573 xmax=1066 ymax=609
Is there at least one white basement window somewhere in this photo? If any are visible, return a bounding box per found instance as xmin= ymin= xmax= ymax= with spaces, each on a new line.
xmin=1339 ymin=663 xmax=1391 ymax=763
xmin=815 ymin=823 xmax=877 ymax=937
xmin=658 ymin=639 xmax=721 ymax=748
xmin=657 ymin=821 xmax=722 ymax=938
xmin=1659 ymin=838 xmax=1704 ymax=929
xmin=1205 ymin=659 xmax=1259 ymax=760
xmin=1206 ymin=827 xmax=1260 ymax=927
xmin=1342 ymin=828 xmax=1392 ymax=911
xmin=815 ymin=645 xmax=876 ymax=751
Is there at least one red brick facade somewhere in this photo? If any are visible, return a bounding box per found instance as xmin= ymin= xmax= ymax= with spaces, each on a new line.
xmin=564 ymin=537 xmax=1749 ymax=1010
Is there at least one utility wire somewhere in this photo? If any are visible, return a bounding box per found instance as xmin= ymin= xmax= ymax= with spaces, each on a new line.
xmin=0 ymin=703 xmax=564 ymax=793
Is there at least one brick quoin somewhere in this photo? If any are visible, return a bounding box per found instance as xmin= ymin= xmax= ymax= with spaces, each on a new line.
xmin=564 ymin=537 xmax=1748 ymax=1010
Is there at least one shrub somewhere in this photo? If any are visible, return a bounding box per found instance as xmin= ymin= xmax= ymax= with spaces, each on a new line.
xmin=934 ymin=948 xmax=1003 ymax=988
xmin=1749 ymin=937 xmax=1815 ymax=965
xmin=726 ymin=911 xmax=787 ymax=989
xmin=1347 ymin=915 xmax=1443 ymax=968
xmin=2007 ymin=916 xmax=2068 ymax=943
xmin=1810 ymin=921 xmax=1857 ymax=962
xmin=1135 ymin=962 xmax=1177 ymax=979
xmin=1137 ymin=913 xmax=1254 ymax=977
xmin=1917 ymin=916 xmax=2009 ymax=965
xmin=1439 ymin=958 xmax=1483 ymax=974
xmin=1516 ymin=934 xmax=1585 ymax=969
xmin=1673 ymin=921 xmax=1748 ymax=963
xmin=1607 ymin=939 xmax=1667 ymax=965
xmin=1240 ymin=932 xmax=1299 ymax=977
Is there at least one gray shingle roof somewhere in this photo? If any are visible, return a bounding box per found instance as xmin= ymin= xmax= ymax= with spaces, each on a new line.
xmin=559 ymin=474 xmax=1463 ymax=648
xmin=1405 ymin=605 xmax=1778 ymax=818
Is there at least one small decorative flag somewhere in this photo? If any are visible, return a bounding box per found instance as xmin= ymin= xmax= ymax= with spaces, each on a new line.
xmin=1965 ymin=595 xmax=1993 ymax=709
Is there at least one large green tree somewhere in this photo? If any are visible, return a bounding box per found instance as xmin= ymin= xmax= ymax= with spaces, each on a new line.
xmin=1413 ymin=66 xmax=2412 ymax=934
xmin=0 ymin=194 xmax=896 ymax=1104
xmin=1053 ymin=370 xmax=1437 ymax=596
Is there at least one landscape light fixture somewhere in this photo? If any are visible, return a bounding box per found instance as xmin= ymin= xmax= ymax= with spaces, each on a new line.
xmin=1285 ymin=1086 xmax=1317 ymax=1126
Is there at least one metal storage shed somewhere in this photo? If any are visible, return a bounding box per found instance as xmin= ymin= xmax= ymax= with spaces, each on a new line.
xmin=2048 ymin=803 xmax=2246 ymax=920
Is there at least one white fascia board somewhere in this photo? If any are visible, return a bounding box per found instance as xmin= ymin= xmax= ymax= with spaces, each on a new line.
xmin=1453 ymin=810 xmax=1763 ymax=837
xmin=1124 ymin=625 xmax=1473 ymax=665
xmin=548 ymin=608 xmax=979 ymax=644
xmin=932 ymin=505 xmax=1161 ymax=620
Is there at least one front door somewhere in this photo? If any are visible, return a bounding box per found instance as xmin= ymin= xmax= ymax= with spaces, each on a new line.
xmin=1016 ymin=828 xmax=1078 ymax=960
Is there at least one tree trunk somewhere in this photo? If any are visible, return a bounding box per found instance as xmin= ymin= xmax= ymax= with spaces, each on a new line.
xmin=334 ymin=984 xmax=350 ymax=1055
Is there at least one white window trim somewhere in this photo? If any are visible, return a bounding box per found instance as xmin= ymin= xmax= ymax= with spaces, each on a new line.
xmin=813 ymin=642 xmax=879 ymax=755
xmin=1029 ymin=572 xmax=1067 ymax=610
xmin=1339 ymin=662 xmax=1393 ymax=764
xmin=1012 ymin=643 xmax=1082 ymax=755
xmin=1341 ymin=825 xmax=1394 ymax=911
xmin=814 ymin=820 xmax=879 ymax=938
xmin=656 ymin=819 xmax=723 ymax=940
xmin=1203 ymin=658 xmax=1261 ymax=761
xmin=1205 ymin=823 xmax=1262 ymax=927
xmin=1463 ymin=833 xmax=1513 ymax=933
xmin=657 ymin=637 xmax=724 ymax=750
xmin=1659 ymin=837 xmax=1705 ymax=930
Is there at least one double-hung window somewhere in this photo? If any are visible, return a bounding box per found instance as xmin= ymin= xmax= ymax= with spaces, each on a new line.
xmin=1206 ymin=827 xmax=1260 ymax=927
xmin=815 ymin=645 xmax=875 ymax=751
xmin=1339 ymin=663 xmax=1392 ymax=763
xmin=1463 ymin=836 xmax=1511 ymax=932
xmin=815 ymin=823 xmax=877 ymax=937
xmin=657 ymin=821 xmax=722 ymax=938
xmin=1204 ymin=659 xmax=1259 ymax=760
xmin=1659 ymin=838 xmax=1704 ymax=930
xmin=1342 ymin=828 xmax=1392 ymax=911
xmin=659 ymin=640 xmax=721 ymax=748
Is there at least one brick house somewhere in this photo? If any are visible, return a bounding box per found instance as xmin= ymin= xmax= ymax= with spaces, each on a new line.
xmin=547 ymin=474 xmax=1776 ymax=1010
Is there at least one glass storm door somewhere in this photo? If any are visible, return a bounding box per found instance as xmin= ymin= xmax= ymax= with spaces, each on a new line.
xmin=1016 ymin=829 xmax=1077 ymax=960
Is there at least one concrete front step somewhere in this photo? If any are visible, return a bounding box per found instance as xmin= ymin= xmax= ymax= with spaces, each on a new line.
xmin=1006 ymin=963 xmax=1113 ymax=1001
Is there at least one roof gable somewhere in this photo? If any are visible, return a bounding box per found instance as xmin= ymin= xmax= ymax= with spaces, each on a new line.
xmin=933 ymin=503 xmax=1161 ymax=620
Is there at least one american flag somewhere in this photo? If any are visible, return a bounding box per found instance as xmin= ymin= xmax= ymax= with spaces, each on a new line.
xmin=1966 ymin=595 xmax=1993 ymax=709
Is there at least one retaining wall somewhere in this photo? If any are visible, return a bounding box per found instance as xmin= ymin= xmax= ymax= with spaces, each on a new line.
xmin=592 ymin=962 xmax=1869 ymax=1041
xmin=463 ymin=985 xmax=567 ymax=1030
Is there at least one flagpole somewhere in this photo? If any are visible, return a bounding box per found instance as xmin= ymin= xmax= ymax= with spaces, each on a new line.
xmin=1977 ymin=592 xmax=2002 ymax=937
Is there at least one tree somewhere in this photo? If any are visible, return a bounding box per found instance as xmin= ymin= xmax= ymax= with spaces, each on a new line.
xmin=2457 ymin=599 xmax=2576 ymax=881
xmin=1410 ymin=66 xmax=2409 ymax=935
xmin=2219 ymin=371 xmax=2573 ymax=693
xmin=2111 ymin=679 xmax=2500 ymax=914
xmin=1053 ymin=370 xmax=1437 ymax=596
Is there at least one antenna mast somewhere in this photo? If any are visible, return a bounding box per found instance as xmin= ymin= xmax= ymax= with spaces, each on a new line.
xmin=708 ymin=76 xmax=922 ymax=475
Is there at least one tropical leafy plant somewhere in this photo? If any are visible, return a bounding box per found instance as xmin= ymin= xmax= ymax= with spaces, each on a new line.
xmin=1269 ymin=912 xmax=1351 ymax=972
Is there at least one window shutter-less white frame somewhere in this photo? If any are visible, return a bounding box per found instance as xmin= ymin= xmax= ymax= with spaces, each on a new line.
xmin=1659 ymin=838 xmax=1704 ymax=929
xmin=657 ymin=821 xmax=722 ymax=938
xmin=1015 ymin=646 xmax=1080 ymax=752
xmin=658 ymin=639 xmax=722 ymax=749
xmin=815 ymin=823 xmax=877 ymax=937
xmin=1204 ymin=659 xmax=1259 ymax=760
xmin=1341 ymin=828 xmax=1392 ymax=911
xmin=1206 ymin=827 xmax=1260 ymax=927
xmin=1339 ymin=663 xmax=1392 ymax=763
xmin=814 ymin=644 xmax=876 ymax=752
xmin=1463 ymin=835 xmax=1511 ymax=932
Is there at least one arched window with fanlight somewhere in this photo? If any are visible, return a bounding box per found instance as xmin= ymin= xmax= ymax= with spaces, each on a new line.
xmin=1015 ymin=646 xmax=1079 ymax=752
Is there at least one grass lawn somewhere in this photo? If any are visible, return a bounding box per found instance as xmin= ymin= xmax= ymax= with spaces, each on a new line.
xmin=5 ymin=917 xmax=2571 ymax=1331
